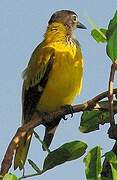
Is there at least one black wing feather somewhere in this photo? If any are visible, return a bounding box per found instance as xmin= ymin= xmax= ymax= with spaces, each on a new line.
xmin=22 ymin=57 xmax=54 ymax=123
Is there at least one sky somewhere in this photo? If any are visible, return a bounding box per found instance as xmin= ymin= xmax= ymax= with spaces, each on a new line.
xmin=0 ymin=0 xmax=117 ymax=179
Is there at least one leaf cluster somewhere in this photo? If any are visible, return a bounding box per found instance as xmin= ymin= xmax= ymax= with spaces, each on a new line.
xmin=91 ymin=10 xmax=117 ymax=62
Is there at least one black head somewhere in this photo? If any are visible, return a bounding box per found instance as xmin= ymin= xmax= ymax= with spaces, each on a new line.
xmin=48 ymin=10 xmax=86 ymax=30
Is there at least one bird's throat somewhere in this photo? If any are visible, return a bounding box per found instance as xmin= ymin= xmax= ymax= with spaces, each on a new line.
xmin=44 ymin=22 xmax=72 ymax=43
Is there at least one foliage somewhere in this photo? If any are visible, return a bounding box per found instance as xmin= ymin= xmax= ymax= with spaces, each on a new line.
xmin=80 ymin=107 xmax=109 ymax=133
xmin=106 ymin=11 xmax=117 ymax=62
xmin=90 ymin=10 xmax=117 ymax=62
xmin=91 ymin=28 xmax=107 ymax=43
xmin=3 ymin=174 xmax=17 ymax=180
xmin=84 ymin=146 xmax=101 ymax=180
xmin=27 ymin=140 xmax=87 ymax=174
xmin=43 ymin=141 xmax=87 ymax=171
xmin=104 ymin=151 xmax=117 ymax=180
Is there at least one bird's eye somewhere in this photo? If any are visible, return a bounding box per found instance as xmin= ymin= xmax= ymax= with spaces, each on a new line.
xmin=72 ymin=15 xmax=77 ymax=22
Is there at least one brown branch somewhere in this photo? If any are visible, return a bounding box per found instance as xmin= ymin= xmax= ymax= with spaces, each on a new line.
xmin=1 ymin=88 xmax=117 ymax=178
xmin=108 ymin=59 xmax=117 ymax=126
xmin=101 ymin=59 xmax=117 ymax=178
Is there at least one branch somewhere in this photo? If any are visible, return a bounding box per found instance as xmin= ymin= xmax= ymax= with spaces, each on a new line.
xmin=108 ymin=59 xmax=117 ymax=126
xmin=101 ymin=60 xmax=117 ymax=178
xmin=1 ymin=88 xmax=117 ymax=178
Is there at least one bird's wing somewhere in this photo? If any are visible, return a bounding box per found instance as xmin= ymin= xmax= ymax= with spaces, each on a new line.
xmin=22 ymin=44 xmax=55 ymax=123
xmin=14 ymin=45 xmax=55 ymax=170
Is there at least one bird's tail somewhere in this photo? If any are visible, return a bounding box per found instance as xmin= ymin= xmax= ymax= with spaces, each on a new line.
xmin=42 ymin=118 xmax=61 ymax=150
xmin=14 ymin=130 xmax=33 ymax=170
xmin=14 ymin=118 xmax=61 ymax=169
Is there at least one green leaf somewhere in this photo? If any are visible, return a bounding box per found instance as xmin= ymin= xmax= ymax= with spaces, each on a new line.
xmin=84 ymin=146 xmax=101 ymax=180
xmin=79 ymin=109 xmax=109 ymax=133
xmin=60 ymin=141 xmax=87 ymax=161
xmin=3 ymin=174 xmax=18 ymax=180
xmin=100 ymin=28 xmax=107 ymax=36
xmin=106 ymin=11 xmax=117 ymax=62
xmin=43 ymin=141 xmax=87 ymax=171
xmin=106 ymin=11 xmax=117 ymax=39
xmin=104 ymin=151 xmax=117 ymax=180
xmin=106 ymin=29 xmax=117 ymax=62
xmin=105 ymin=151 xmax=117 ymax=163
xmin=86 ymin=15 xmax=107 ymax=43
xmin=28 ymin=159 xmax=42 ymax=173
xmin=91 ymin=28 xmax=107 ymax=43
xmin=110 ymin=163 xmax=117 ymax=180
xmin=101 ymin=177 xmax=112 ymax=180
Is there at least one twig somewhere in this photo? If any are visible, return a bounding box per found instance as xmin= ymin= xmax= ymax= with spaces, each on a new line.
xmin=108 ymin=59 xmax=117 ymax=126
xmin=101 ymin=59 xmax=117 ymax=178
xmin=18 ymin=173 xmax=40 ymax=180
xmin=18 ymin=170 xmax=45 ymax=180
xmin=1 ymin=88 xmax=117 ymax=178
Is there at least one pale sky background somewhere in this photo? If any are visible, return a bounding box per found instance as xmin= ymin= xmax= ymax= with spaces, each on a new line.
xmin=0 ymin=0 xmax=117 ymax=180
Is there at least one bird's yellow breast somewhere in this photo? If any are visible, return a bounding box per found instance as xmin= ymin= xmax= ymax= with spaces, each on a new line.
xmin=37 ymin=41 xmax=83 ymax=112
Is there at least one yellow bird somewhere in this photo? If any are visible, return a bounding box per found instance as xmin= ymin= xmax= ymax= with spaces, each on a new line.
xmin=14 ymin=10 xmax=86 ymax=170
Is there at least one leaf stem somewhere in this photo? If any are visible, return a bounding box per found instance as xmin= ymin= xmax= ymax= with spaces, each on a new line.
xmin=34 ymin=131 xmax=51 ymax=154
xmin=18 ymin=172 xmax=43 ymax=180
xmin=86 ymin=15 xmax=107 ymax=40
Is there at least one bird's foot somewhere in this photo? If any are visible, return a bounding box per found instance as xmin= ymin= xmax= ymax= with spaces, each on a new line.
xmin=61 ymin=104 xmax=74 ymax=120
xmin=62 ymin=115 xmax=68 ymax=120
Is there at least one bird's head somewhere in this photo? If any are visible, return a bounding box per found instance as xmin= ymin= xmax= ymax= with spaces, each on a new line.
xmin=48 ymin=10 xmax=86 ymax=31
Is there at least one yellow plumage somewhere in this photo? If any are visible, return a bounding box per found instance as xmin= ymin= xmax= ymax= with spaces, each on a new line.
xmin=14 ymin=10 xmax=86 ymax=170
xmin=25 ymin=23 xmax=83 ymax=112
xmin=38 ymin=39 xmax=83 ymax=112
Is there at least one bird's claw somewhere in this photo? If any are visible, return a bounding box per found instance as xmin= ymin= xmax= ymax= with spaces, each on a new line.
xmin=62 ymin=115 xmax=68 ymax=120
xmin=61 ymin=104 xmax=74 ymax=120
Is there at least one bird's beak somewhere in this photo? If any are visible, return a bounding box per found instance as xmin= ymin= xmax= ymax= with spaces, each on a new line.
xmin=77 ymin=22 xmax=87 ymax=29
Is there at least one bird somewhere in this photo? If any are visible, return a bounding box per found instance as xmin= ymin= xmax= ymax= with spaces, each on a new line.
xmin=14 ymin=9 xmax=86 ymax=170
